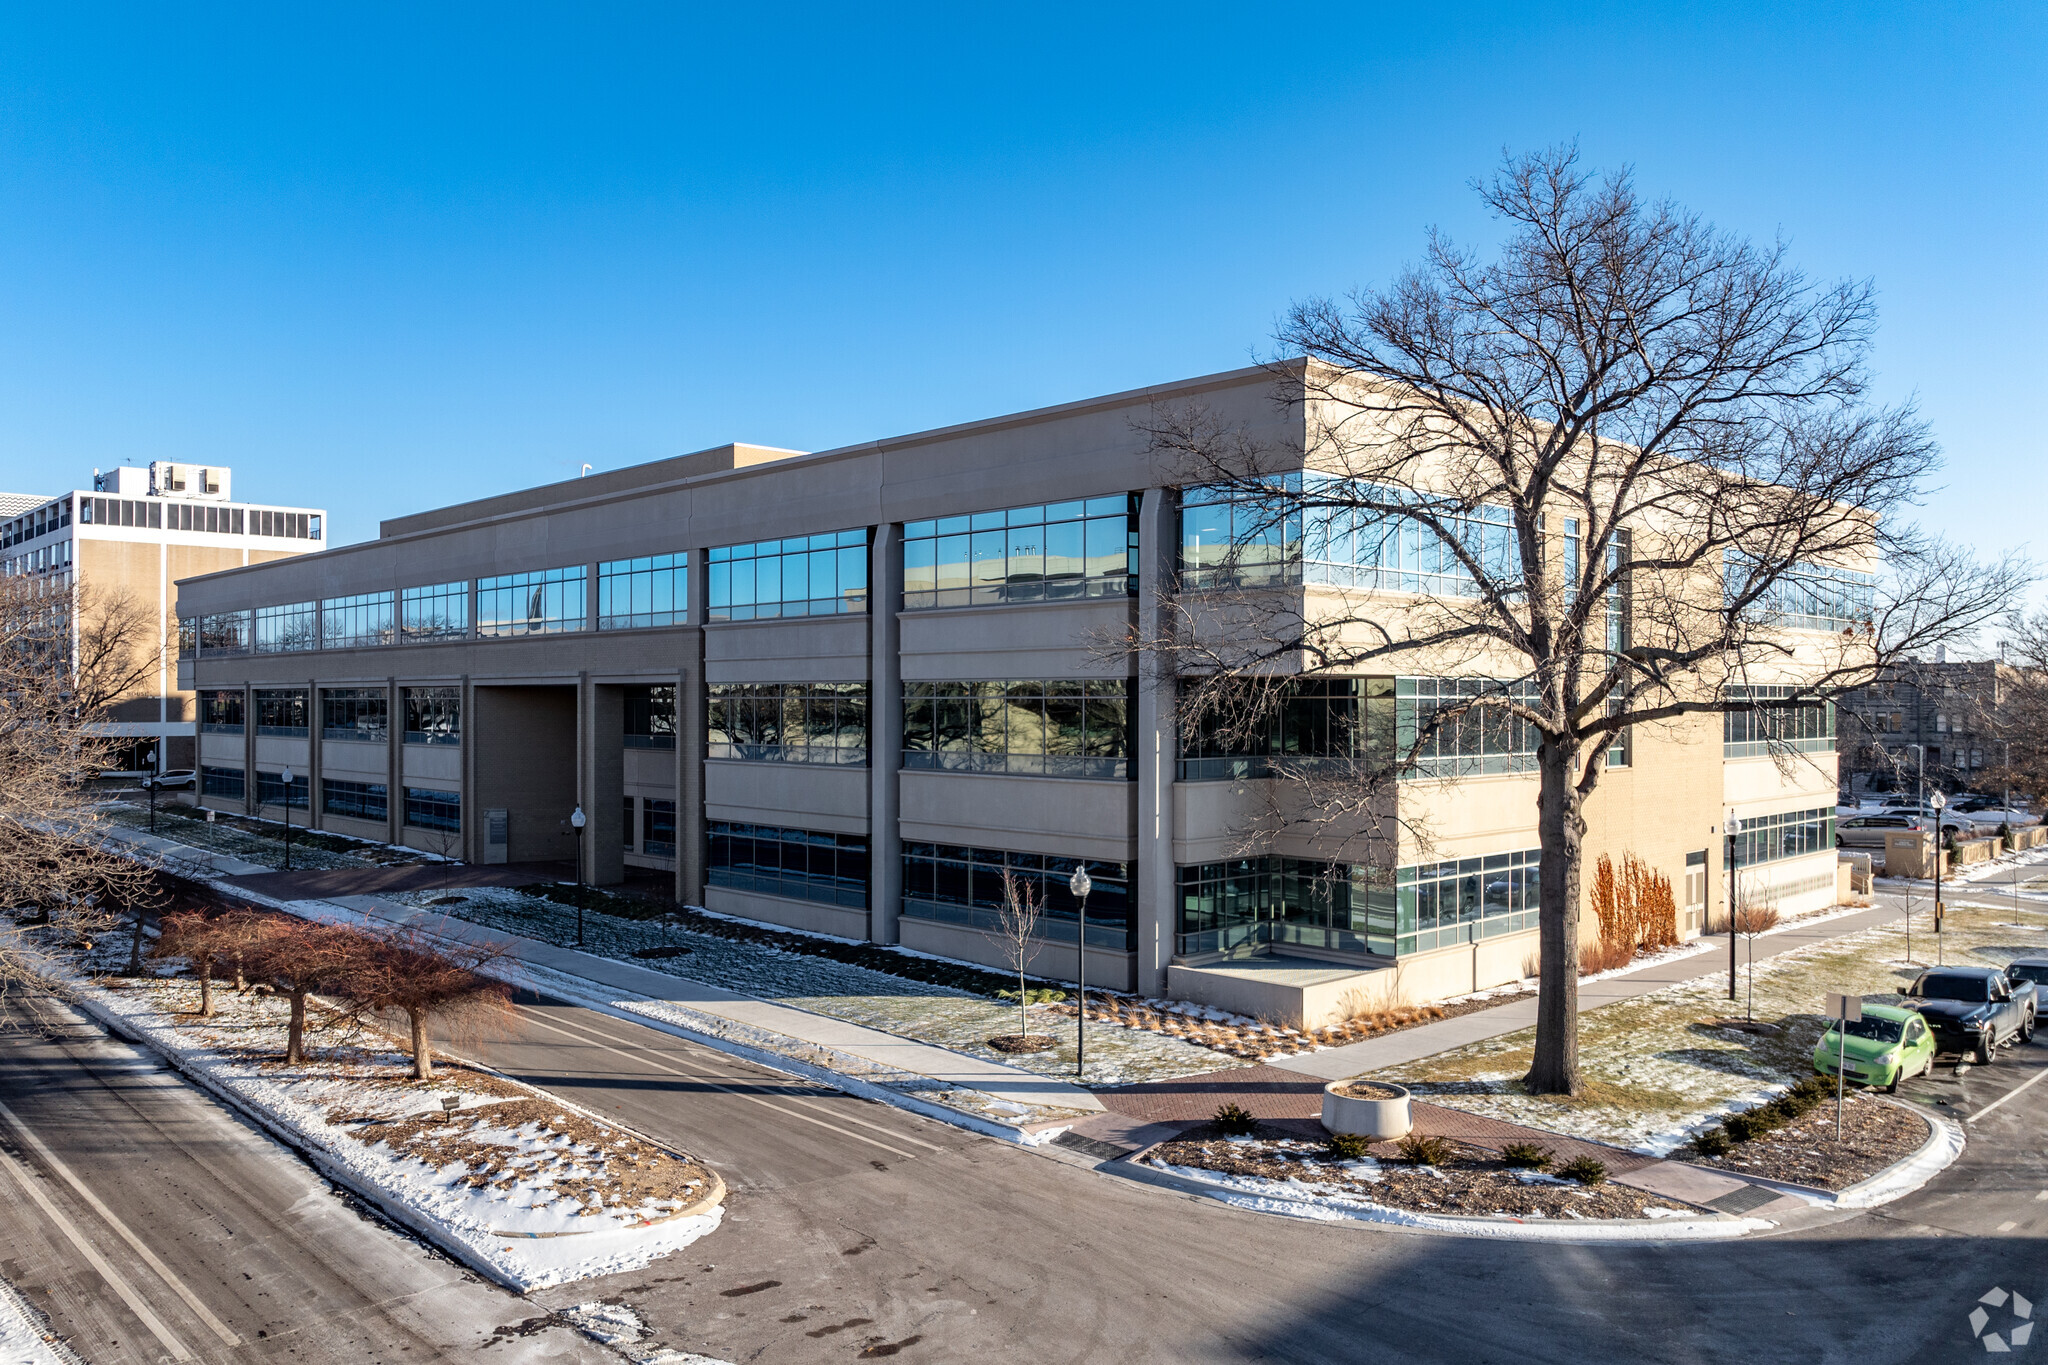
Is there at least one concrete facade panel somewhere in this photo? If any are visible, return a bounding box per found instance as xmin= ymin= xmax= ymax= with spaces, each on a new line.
xmin=898 ymin=600 xmax=1135 ymax=680
xmin=703 ymin=887 xmax=868 ymax=941
xmin=899 ymin=772 xmax=1135 ymax=859
xmin=320 ymin=741 xmax=388 ymax=779
xmin=703 ymin=619 xmax=868 ymax=682
xmin=703 ymin=760 xmax=867 ymax=826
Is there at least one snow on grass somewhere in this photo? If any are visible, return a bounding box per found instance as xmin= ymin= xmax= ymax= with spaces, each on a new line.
xmin=60 ymin=961 xmax=723 ymax=1290
xmin=1366 ymin=901 xmax=2028 ymax=1155
xmin=100 ymin=801 xmax=440 ymax=872
xmin=0 ymin=1276 xmax=78 ymax=1365
xmin=396 ymin=886 xmax=1240 ymax=1087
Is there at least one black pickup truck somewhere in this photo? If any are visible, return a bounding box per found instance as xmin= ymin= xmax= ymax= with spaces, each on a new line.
xmin=1902 ymin=966 xmax=2038 ymax=1064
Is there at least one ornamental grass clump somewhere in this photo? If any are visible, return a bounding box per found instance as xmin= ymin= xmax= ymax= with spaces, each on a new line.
xmin=1324 ymin=1132 xmax=1371 ymax=1161
xmin=1499 ymin=1142 xmax=1554 ymax=1171
xmin=1559 ymin=1156 xmax=1608 ymax=1185
xmin=1211 ymin=1103 xmax=1259 ymax=1135
xmin=1395 ymin=1132 xmax=1452 ymax=1166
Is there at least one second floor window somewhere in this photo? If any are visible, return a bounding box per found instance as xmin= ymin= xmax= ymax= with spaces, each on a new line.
xmin=477 ymin=566 xmax=586 ymax=637
xmin=903 ymin=496 xmax=1137 ymax=610
xmin=403 ymin=686 xmax=460 ymax=745
xmin=252 ymin=602 xmax=318 ymax=653
xmin=254 ymin=689 xmax=308 ymax=736
xmin=323 ymin=591 xmax=395 ymax=649
xmin=708 ymin=530 xmax=868 ymax=621
xmin=323 ymin=687 xmax=388 ymax=742
xmin=708 ymin=682 xmax=868 ymax=764
xmin=599 ymin=553 xmax=687 ymax=629
xmin=1724 ymin=687 xmax=1835 ymax=758
xmin=401 ymin=581 xmax=470 ymax=642
xmin=902 ymin=679 xmax=1129 ymax=779
xmin=625 ymin=685 xmax=677 ymax=749
xmin=198 ymin=611 xmax=250 ymax=656
xmin=199 ymin=689 xmax=244 ymax=733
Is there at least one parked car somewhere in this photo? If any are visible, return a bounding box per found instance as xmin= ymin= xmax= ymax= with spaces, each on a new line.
xmin=1837 ymin=813 xmax=1919 ymax=848
xmin=1901 ymin=966 xmax=2037 ymax=1064
xmin=1948 ymin=805 xmax=2037 ymax=828
xmin=1813 ymin=1002 xmax=1937 ymax=1092
xmin=2003 ymin=958 xmax=2048 ymax=992
xmin=1877 ymin=804 xmax=1976 ymax=836
xmin=142 ymin=769 xmax=196 ymax=790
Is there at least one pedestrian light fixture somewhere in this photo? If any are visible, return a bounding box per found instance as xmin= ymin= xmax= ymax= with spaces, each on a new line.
xmin=1725 ymin=808 xmax=1741 ymax=1001
xmin=569 ymin=804 xmax=588 ymax=945
xmin=1929 ymin=790 xmax=1947 ymax=964
xmin=1069 ymin=865 xmax=1092 ymax=1078
xmin=280 ymin=766 xmax=295 ymax=871
xmin=144 ymin=746 xmax=158 ymax=834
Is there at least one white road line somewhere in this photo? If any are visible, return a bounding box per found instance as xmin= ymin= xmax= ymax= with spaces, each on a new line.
xmin=550 ymin=1009 xmax=947 ymax=1153
xmin=0 ymin=1130 xmax=196 ymax=1361
xmin=1964 ymin=1063 xmax=2048 ymax=1126
xmin=0 ymin=1097 xmax=243 ymax=1348
xmin=515 ymin=1010 xmax=929 ymax=1161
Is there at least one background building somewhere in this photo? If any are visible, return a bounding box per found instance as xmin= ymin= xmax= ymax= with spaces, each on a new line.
xmin=1838 ymin=656 xmax=2019 ymax=796
xmin=0 ymin=462 xmax=325 ymax=772
xmin=172 ymin=368 xmax=1845 ymax=1017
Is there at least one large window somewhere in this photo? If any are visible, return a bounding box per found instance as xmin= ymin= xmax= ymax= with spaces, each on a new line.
xmin=902 ymin=496 xmax=1136 ymax=610
xmin=201 ymin=766 xmax=245 ymax=800
xmin=1177 ymin=858 xmax=1396 ymax=958
xmin=902 ymin=680 xmax=1128 ymax=778
xmin=321 ymin=778 xmax=388 ymax=822
xmin=403 ymin=686 xmax=460 ymax=745
xmin=625 ymin=685 xmax=677 ymax=750
xmin=322 ymin=688 xmax=388 ymax=742
xmin=1397 ymin=850 xmax=1542 ymax=954
xmin=598 ymin=554 xmax=687 ymax=629
xmin=641 ymin=799 xmax=677 ymax=858
xmin=323 ymin=592 xmax=395 ymax=649
xmin=1728 ymin=558 xmax=1876 ymax=634
xmin=1179 ymin=678 xmax=1384 ymax=781
xmin=1732 ymin=807 xmax=1834 ymax=867
xmin=476 ymin=566 xmax=586 ymax=637
xmin=901 ymin=844 xmax=1130 ymax=948
xmin=253 ymin=689 xmax=308 ymax=737
xmin=255 ymin=770 xmax=309 ymax=809
xmin=708 ymin=531 xmax=868 ymax=621
xmin=1181 ymin=477 xmax=1516 ymax=598
xmin=197 ymin=611 xmax=250 ymax=656
xmin=176 ymin=618 xmax=197 ymax=659
xmin=199 ymin=690 xmax=245 ymax=733
xmin=707 ymin=683 xmax=867 ymax=764
xmin=1396 ymin=678 xmax=1540 ymax=779
xmin=401 ymin=581 xmax=469 ymax=642
xmin=404 ymin=787 xmax=461 ymax=832
xmin=252 ymin=602 xmax=318 ymax=653
xmin=1724 ymin=686 xmax=1836 ymax=759
xmin=707 ymin=822 xmax=868 ymax=907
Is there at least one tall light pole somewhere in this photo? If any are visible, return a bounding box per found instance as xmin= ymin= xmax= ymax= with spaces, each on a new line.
xmin=1069 ymin=865 xmax=1091 ymax=1079
xmin=570 ymin=804 xmax=587 ymax=946
xmin=1726 ymin=808 xmax=1740 ymax=1001
xmin=280 ymin=765 xmax=295 ymax=871
xmin=1929 ymin=789 xmax=1946 ymax=966
xmin=144 ymin=745 xmax=158 ymax=833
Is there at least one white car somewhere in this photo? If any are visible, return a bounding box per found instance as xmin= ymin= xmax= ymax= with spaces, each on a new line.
xmin=142 ymin=769 xmax=197 ymax=790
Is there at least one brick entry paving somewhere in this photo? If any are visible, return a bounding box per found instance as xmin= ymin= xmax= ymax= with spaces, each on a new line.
xmin=1093 ymin=1064 xmax=1658 ymax=1173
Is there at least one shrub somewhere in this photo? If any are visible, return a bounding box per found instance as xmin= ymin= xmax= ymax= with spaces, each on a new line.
xmin=1720 ymin=1108 xmax=1785 ymax=1143
xmin=1499 ymin=1142 xmax=1554 ymax=1170
xmin=1325 ymin=1132 xmax=1372 ymax=1161
xmin=1211 ymin=1102 xmax=1258 ymax=1135
xmin=1692 ymin=1127 xmax=1733 ymax=1157
xmin=1559 ymin=1156 xmax=1608 ymax=1185
xmin=1396 ymin=1132 xmax=1452 ymax=1166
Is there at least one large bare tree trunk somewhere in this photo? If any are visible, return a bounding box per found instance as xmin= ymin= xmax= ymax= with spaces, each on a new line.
xmin=1526 ymin=746 xmax=1586 ymax=1095
xmin=409 ymin=1007 xmax=434 ymax=1081
xmin=286 ymin=989 xmax=308 ymax=1064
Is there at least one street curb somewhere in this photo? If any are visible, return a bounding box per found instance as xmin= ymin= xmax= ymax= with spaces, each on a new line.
xmin=1835 ymin=1101 xmax=1966 ymax=1208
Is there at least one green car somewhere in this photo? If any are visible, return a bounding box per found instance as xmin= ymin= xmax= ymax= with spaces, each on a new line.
xmin=1813 ymin=1002 xmax=1936 ymax=1092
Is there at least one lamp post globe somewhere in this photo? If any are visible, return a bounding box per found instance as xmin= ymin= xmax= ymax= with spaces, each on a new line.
xmin=1929 ymin=790 xmax=1946 ymax=963
xmin=1725 ymin=808 xmax=1740 ymax=1000
xmin=1069 ymin=866 xmax=1092 ymax=1078
xmin=280 ymin=766 xmax=295 ymax=871
xmin=145 ymin=746 xmax=158 ymax=833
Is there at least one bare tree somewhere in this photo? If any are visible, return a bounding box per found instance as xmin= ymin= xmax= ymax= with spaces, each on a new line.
xmin=1134 ymin=148 xmax=2026 ymax=1094
xmin=984 ymin=870 xmax=1049 ymax=1045
xmin=243 ymin=918 xmax=362 ymax=1064
xmin=1730 ymin=890 xmax=1781 ymax=1023
xmin=339 ymin=924 xmax=513 ymax=1081
xmin=0 ymin=574 xmax=165 ymax=1008
xmin=70 ymin=581 xmax=161 ymax=722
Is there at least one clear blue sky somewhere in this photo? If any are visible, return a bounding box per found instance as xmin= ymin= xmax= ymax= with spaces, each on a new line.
xmin=0 ymin=3 xmax=2040 ymax=559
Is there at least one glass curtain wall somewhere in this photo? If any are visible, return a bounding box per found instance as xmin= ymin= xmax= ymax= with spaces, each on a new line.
xmin=707 ymin=683 xmax=867 ymax=763
xmin=253 ymin=689 xmax=308 ymax=736
xmin=1395 ymin=678 xmax=1541 ymax=778
xmin=1178 ymin=678 xmax=1387 ymax=781
xmin=476 ymin=567 xmax=586 ymax=637
xmin=598 ymin=554 xmax=687 ymax=629
xmin=322 ymin=592 xmax=395 ymax=649
xmin=625 ymin=685 xmax=678 ymax=749
xmin=252 ymin=602 xmax=318 ymax=653
xmin=198 ymin=611 xmax=250 ymax=656
xmin=902 ymin=680 xmax=1129 ymax=778
xmin=1733 ymin=807 xmax=1834 ymax=866
xmin=321 ymin=778 xmax=388 ymax=821
xmin=401 ymin=582 xmax=469 ymax=641
xmin=902 ymin=496 xmax=1137 ymax=609
xmin=1724 ymin=686 xmax=1836 ymax=758
xmin=403 ymin=687 xmax=460 ymax=745
xmin=901 ymin=844 xmax=1131 ymax=948
xmin=707 ymin=531 xmax=867 ymax=620
xmin=707 ymin=823 xmax=868 ymax=906
xmin=199 ymin=690 xmax=244 ymax=733
xmin=322 ymin=688 xmax=388 ymax=741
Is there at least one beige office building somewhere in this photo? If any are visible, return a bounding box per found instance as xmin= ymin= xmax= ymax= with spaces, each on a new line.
xmin=1 ymin=462 xmax=324 ymax=772
xmin=173 ymin=366 xmax=1848 ymax=1020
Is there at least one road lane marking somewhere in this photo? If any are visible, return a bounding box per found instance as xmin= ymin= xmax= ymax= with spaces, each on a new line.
xmin=514 ymin=1010 xmax=929 ymax=1161
xmin=0 ymin=1097 xmax=243 ymax=1348
xmin=2000 ymin=1221 xmax=2019 ymax=1232
xmin=544 ymin=1009 xmax=947 ymax=1153
xmin=1964 ymin=1064 xmax=2048 ymax=1126
xmin=0 ymin=1131 xmax=196 ymax=1361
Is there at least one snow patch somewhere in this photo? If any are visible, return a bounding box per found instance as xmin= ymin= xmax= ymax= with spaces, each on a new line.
xmin=0 ymin=1276 xmax=78 ymax=1365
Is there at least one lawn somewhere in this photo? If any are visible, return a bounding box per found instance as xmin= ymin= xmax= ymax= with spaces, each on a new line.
xmin=1366 ymin=902 xmax=2037 ymax=1154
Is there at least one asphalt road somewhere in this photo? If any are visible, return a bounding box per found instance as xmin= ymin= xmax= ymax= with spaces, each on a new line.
xmin=466 ymin=992 xmax=2048 ymax=1365
xmin=0 ymin=996 xmax=612 ymax=1365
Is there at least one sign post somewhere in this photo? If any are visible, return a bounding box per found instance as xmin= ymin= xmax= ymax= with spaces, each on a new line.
xmin=1825 ymin=991 xmax=1862 ymax=1141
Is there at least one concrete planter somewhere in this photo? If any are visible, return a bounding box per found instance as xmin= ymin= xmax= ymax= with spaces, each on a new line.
xmin=1321 ymin=1080 xmax=1412 ymax=1141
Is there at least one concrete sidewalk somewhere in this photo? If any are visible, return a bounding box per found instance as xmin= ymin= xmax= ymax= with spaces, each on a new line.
xmin=1267 ymin=901 xmax=1907 ymax=1080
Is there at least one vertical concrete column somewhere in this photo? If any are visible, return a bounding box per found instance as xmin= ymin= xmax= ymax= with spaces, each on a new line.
xmin=385 ymin=675 xmax=401 ymax=846
xmin=241 ymin=682 xmax=256 ymax=816
xmin=306 ymin=676 xmax=321 ymax=830
xmin=583 ymin=673 xmax=626 ymax=885
xmin=1133 ymin=487 xmax=1177 ymax=997
xmin=867 ymin=521 xmax=903 ymax=945
xmin=460 ymin=674 xmax=474 ymax=863
xmin=679 ymin=553 xmax=709 ymax=906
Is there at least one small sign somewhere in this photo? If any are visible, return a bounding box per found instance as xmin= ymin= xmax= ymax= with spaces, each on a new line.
xmin=1825 ymin=992 xmax=1862 ymax=1023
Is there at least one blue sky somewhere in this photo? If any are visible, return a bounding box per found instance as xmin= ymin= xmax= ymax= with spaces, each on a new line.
xmin=0 ymin=3 xmax=2040 ymax=559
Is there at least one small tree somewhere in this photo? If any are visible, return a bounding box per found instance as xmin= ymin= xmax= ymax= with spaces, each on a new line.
xmin=984 ymin=871 xmax=1047 ymax=1042
xmin=1731 ymin=891 xmax=1782 ymax=1022
xmin=341 ymin=927 xmax=513 ymax=1081
xmin=154 ymin=910 xmax=233 ymax=1017
xmin=244 ymin=919 xmax=364 ymax=1064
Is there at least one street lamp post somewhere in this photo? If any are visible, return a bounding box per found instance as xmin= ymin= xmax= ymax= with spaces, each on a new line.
xmin=1929 ymin=789 xmax=1946 ymax=966
xmin=280 ymin=765 xmax=295 ymax=871
xmin=1069 ymin=865 xmax=1092 ymax=1079
xmin=1726 ymin=809 xmax=1740 ymax=1001
xmin=569 ymin=804 xmax=587 ymax=946
xmin=144 ymin=746 xmax=158 ymax=834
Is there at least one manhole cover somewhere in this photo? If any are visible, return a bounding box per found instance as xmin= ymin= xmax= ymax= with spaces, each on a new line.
xmin=1706 ymin=1183 xmax=1782 ymax=1215
xmin=1052 ymin=1131 xmax=1133 ymax=1161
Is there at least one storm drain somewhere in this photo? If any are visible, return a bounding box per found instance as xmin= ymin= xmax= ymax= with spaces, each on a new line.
xmin=1053 ymin=1132 xmax=1135 ymax=1162
xmin=1706 ymin=1183 xmax=1783 ymax=1215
